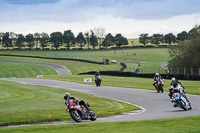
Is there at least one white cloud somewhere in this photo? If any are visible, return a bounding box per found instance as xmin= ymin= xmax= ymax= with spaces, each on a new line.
xmin=0 ymin=13 xmax=200 ymax=38
xmin=0 ymin=0 xmax=200 ymax=38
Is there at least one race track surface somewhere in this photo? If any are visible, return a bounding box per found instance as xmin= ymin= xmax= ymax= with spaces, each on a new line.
xmin=0 ymin=60 xmax=72 ymax=75
xmin=1 ymin=78 xmax=200 ymax=126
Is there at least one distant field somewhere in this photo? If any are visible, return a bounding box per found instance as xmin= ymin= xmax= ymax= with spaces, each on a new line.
xmin=0 ymin=48 xmax=168 ymax=62
xmin=0 ymin=62 xmax=57 ymax=78
xmin=0 ymin=80 xmax=139 ymax=126
xmin=0 ymin=56 xmax=122 ymax=75
xmin=0 ymin=48 xmax=169 ymax=74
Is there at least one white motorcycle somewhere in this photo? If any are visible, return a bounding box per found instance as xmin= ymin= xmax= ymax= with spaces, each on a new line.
xmin=171 ymin=86 xmax=192 ymax=111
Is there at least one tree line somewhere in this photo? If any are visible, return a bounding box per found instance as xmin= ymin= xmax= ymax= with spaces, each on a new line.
xmin=139 ymin=31 xmax=188 ymax=46
xmin=168 ymin=25 xmax=200 ymax=75
xmin=0 ymin=28 xmax=128 ymax=50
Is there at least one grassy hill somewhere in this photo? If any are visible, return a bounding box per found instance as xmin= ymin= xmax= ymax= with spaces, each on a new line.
xmin=0 ymin=48 xmax=169 ymax=74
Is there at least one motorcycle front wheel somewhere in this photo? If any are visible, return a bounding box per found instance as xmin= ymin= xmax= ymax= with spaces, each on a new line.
xmin=70 ymin=110 xmax=82 ymax=122
xmin=90 ymin=110 xmax=97 ymax=121
xmin=179 ymin=101 xmax=188 ymax=111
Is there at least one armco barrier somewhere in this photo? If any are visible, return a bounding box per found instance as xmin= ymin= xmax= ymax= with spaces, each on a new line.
xmin=79 ymin=71 xmax=200 ymax=80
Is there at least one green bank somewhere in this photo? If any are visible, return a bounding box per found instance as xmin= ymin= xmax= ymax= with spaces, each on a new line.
xmin=0 ymin=80 xmax=139 ymax=126
xmin=1 ymin=116 xmax=200 ymax=133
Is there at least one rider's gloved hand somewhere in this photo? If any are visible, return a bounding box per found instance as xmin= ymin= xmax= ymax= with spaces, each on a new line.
xmin=169 ymin=98 xmax=173 ymax=102
xmin=66 ymin=107 xmax=69 ymax=112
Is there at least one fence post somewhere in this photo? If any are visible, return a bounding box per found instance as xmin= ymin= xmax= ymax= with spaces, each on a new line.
xmin=170 ymin=67 xmax=173 ymax=74
xmin=199 ymin=68 xmax=200 ymax=76
xmin=191 ymin=67 xmax=193 ymax=75
xmin=177 ymin=67 xmax=179 ymax=75
xmin=184 ymin=67 xmax=186 ymax=75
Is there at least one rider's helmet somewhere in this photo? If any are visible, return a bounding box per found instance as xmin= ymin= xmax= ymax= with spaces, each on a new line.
xmin=64 ymin=92 xmax=70 ymax=100
xmin=155 ymin=73 xmax=159 ymax=77
xmin=171 ymin=77 xmax=176 ymax=81
xmin=168 ymin=85 xmax=174 ymax=91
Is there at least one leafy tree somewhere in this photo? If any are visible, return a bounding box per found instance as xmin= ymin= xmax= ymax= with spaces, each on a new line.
xmin=150 ymin=34 xmax=164 ymax=46
xmin=16 ymin=34 xmax=25 ymax=49
xmin=90 ymin=30 xmax=98 ymax=49
xmin=102 ymin=33 xmax=114 ymax=49
xmin=84 ymin=31 xmax=90 ymax=49
xmin=164 ymin=33 xmax=176 ymax=46
xmin=93 ymin=27 xmax=105 ymax=49
xmin=25 ymin=33 xmax=35 ymax=49
xmin=0 ymin=32 xmax=4 ymax=49
xmin=2 ymin=32 xmax=12 ymax=49
xmin=177 ymin=31 xmax=188 ymax=42
xmin=40 ymin=32 xmax=49 ymax=50
xmin=50 ymin=32 xmax=63 ymax=50
xmin=10 ymin=32 xmax=17 ymax=48
xmin=34 ymin=33 xmax=41 ymax=49
xmin=114 ymin=34 xmax=128 ymax=48
xmin=139 ymin=34 xmax=150 ymax=46
xmin=76 ymin=32 xmax=86 ymax=50
xmin=168 ymin=25 xmax=200 ymax=74
xmin=63 ymin=30 xmax=75 ymax=50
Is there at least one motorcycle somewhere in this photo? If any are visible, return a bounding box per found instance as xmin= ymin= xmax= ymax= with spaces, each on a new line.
xmin=171 ymin=92 xmax=192 ymax=111
xmin=95 ymin=75 xmax=102 ymax=87
xmin=66 ymin=99 xmax=97 ymax=122
xmin=155 ymin=78 xmax=164 ymax=93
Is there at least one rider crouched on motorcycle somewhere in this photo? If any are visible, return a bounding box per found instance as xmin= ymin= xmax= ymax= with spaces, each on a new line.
xmin=169 ymin=77 xmax=184 ymax=99
xmin=170 ymin=77 xmax=183 ymax=88
xmin=153 ymin=73 xmax=164 ymax=89
xmin=95 ymin=71 xmax=100 ymax=78
xmin=64 ymin=92 xmax=91 ymax=112
xmin=168 ymin=78 xmax=190 ymax=107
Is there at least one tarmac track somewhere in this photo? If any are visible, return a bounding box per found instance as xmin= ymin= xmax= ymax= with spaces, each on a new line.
xmin=1 ymin=78 xmax=200 ymax=128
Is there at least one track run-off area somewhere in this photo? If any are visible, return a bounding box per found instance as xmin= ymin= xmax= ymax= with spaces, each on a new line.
xmin=1 ymin=78 xmax=200 ymax=127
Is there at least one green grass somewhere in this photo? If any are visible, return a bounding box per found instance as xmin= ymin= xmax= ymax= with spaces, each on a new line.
xmin=0 ymin=56 xmax=122 ymax=75
xmin=0 ymin=62 xmax=57 ymax=78
xmin=1 ymin=115 xmax=200 ymax=133
xmin=0 ymin=48 xmax=169 ymax=62
xmin=44 ymin=75 xmax=200 ymax=95
xmin=0 ymin=48 xmax=169 ymax=74
xmin=0 ymin=80 xmax=139 ymax=126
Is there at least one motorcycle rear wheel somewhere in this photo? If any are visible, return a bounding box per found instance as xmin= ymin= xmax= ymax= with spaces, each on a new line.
xmin=160 ymin=86 xmax=164 ymax=93
xmin=70 ymin=110 xmax=82 ymax=122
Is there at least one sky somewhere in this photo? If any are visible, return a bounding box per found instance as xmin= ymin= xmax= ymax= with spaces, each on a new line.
xmin=0 ymin=0 xmax=200 ymax=38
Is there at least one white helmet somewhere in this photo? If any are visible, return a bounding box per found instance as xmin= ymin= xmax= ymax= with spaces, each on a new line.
xmin=64 ymin=92 xmax=70 ymax=100
xmin=171 ymin=77 xmax=176 ymax=81
xmin=155 ymin=73 xmax=159 ymax=76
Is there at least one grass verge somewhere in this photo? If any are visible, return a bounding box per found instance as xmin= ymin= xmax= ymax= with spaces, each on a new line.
xmin=1 ymin=115 xmax=200 ymax=133
xmin=0 ymin=62 xmax=57 ymax=78
xmin=0 ymin=80 xmax=139 ymax=126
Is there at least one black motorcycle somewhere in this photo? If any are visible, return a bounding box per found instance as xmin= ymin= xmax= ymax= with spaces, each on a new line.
xmin=95 ymin=75 xmax=102 ymax=87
